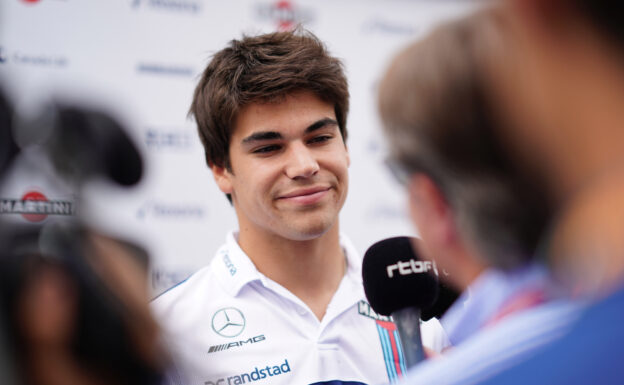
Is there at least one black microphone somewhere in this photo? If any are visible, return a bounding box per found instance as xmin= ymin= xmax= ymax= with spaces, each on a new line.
xmin=45 ymin=105 xmax=144 ymax=187
xmin=420 ymin=278 xmax=460 ymax=321
xmin=362 ymin=236 xmax=439 ymax=368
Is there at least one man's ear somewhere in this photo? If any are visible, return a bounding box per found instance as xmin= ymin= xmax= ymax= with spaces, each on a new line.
xmin=210 ymin=164 xmax=233 ymax=195
xmin=408 ymin=173 xmax=457 ymax=245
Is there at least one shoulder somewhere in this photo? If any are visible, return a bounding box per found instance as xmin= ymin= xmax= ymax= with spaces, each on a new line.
xmin=403 ymin=300 xmax=582 ymax=384
xmin=151 ymin=263 xmax=219 ymax=317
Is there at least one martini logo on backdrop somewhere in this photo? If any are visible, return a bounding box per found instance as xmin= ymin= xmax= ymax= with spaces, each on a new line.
xmin=0 ymin=191 xmax=75 ymax=222
xmin=131 ymin=0 xmax=201 ymax=14
xmin=255 ymin=0 xmax=315 ymax=31
xmin=0 ymin=47 xmax=7 ymax=64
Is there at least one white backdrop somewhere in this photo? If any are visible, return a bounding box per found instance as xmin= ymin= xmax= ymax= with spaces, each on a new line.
xmin=0 ymin=0 xmax=479 ymax=295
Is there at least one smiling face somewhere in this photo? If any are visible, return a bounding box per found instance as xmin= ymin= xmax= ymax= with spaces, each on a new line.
xmin=211 ymin=91 xmax=350 ymax=242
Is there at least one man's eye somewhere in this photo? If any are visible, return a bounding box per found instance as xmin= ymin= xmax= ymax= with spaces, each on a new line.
xmin=252 ymin=145 xmax=281 ymax=154
xmin=308 ymin=135 xmax=332 ymax=144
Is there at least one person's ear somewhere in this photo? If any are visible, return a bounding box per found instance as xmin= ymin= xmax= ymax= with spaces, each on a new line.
xmin=210 ymin=164 xmax=233 ymax=195
xmin=408 ymin=173 xmax=457 ymax=245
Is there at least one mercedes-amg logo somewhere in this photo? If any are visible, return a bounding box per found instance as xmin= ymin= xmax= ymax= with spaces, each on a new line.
xmin=211 ymin=307 xmax=246 ymax=338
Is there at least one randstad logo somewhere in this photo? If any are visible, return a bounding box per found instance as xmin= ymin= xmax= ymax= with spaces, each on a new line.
xmin=205 ymin=359 xmax=291 ymax=385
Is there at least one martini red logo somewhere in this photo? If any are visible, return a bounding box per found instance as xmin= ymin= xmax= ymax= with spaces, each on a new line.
xmin=275 ymin=0 xmax=295 ymax=31
xmin=0 ymin=190 xmax=75 ymax=222
xmin=255 ymin=0 xmax=315 ymax=32
xmin=21 ymin=0 xmax=42 ymax=4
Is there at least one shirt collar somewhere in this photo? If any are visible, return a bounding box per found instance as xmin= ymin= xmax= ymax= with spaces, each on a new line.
xmin=211 ymin=231 xmax=263 ymax=297
xmin=440 ymin=263 xmax=552 ymax=345
xmin=211 ymin=231 xmax=364 ymax=298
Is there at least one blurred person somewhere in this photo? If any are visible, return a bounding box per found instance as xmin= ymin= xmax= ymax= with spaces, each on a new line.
xmin=0 ymin=226 xmax=167 ymax=385
xmin=469 ymin=0 xmax=624 ymax=382
xmin=151 ymin=28 xmax=449 ymax=385
xmin=0 ymin=99 xmax=167 ymax=385
xmin=377 ymin=9 xmax=582 ymax=384
xmin=0 ymin=88 xmax=18 ymax=177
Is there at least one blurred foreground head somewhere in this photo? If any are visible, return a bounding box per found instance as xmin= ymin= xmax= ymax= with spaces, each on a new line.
xmin=377 ymin=9 xmax=551 ymax=290
xmin=0 ymin=225 xmax=166 ymax=385
xmin=486 ymin=0 xmax=624 ymax=295
xmin=0 ymin=93 xmax=166 ymax=385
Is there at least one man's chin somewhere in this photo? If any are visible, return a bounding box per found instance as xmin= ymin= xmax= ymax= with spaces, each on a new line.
xmin=282 ymin=219 xmax=336 ymax=242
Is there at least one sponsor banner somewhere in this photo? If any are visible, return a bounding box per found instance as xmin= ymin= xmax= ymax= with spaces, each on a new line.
xmin=376 ymin=320 xmax=406 ymax=383
xmin=254 ymin=0 xmax=315 ymax=31
xmin=212 ymin=307 xmax=246 ymax=338
xmin=220 ymin=250 xmax=237 ymax=276
xmin=0 ymin=47 xmax=68 ymax=68
xmin=357 ymin=300 xmax=405 ymax=382
xmin=386 ymin=259 xmax=437 ymax=278
xmin=358 ymin=300 xmax=391 ymax=323
xmin=144 ymin=128 xmax=195 ymax=151
xmin=136 ymin=201 xmax=206 ymax=221
xmin=361 ymin=18 xmax=418 ymax=36
xmin=205 ymin=359 xmax=291 ymax=385
xmin=136 ymin=62 xmax=195 ymax=77
xmin=208 ymin=335 xmax=266 ymax=354
xmin=130 ymin=0 xmax=202 ymax=14
xmin=0 ymin=191 xmax=75 ymax=223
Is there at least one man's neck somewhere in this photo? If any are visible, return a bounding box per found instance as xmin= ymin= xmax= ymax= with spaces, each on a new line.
xmin=237 ymin=223 xmax=347 ymax=321
xmin=550 ymin=174 xmax=624 ymax=298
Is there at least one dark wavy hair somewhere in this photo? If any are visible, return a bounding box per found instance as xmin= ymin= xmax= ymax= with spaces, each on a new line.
xmin=190 ymin=28 xmax=349 ymax=171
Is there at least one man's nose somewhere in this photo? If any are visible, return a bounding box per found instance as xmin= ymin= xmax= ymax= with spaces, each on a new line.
xmin=284 ymin=143 xmax=319 ymax=179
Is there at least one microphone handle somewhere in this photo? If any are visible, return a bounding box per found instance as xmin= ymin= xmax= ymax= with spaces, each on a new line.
xmin=392 ymin=307 xmax=425 ymax=368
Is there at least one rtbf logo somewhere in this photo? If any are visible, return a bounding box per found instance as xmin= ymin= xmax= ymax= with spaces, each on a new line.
xmin=0 ymin=191 xmax=74 ymax=222
xmin=386 ymin=259 xmax=437 ymax=278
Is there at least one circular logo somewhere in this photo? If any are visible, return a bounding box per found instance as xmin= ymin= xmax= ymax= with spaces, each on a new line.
xmin=211 ymin=307 xmax=245 ymax=338
xmin=275 ymin=0 xmax=295 ymax=31
xmin=22 ymin=191 xmax=48 ymax=222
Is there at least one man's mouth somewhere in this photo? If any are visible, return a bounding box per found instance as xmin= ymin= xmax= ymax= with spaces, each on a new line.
xmin=277 ymin=186 xmax=331 ymax=204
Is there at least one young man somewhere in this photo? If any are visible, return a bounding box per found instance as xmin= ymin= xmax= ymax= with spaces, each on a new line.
xmin=377 ymin=9 xmax=580 ymax=384
xmin=152 ymin=29 xmax=448 ymax=385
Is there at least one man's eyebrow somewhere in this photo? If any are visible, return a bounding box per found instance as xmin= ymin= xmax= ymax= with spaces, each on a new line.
xmin=305 ymin=118 xmax=339 ymax=134
xmin=241 ymin=118 xmax=338 ymax=144
xmin=241 ymin=131 xmax=283 ymax=144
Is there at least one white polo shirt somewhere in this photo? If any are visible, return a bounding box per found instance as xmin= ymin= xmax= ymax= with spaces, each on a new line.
xmin=152 ymin=232 xmax=449 ymax=385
